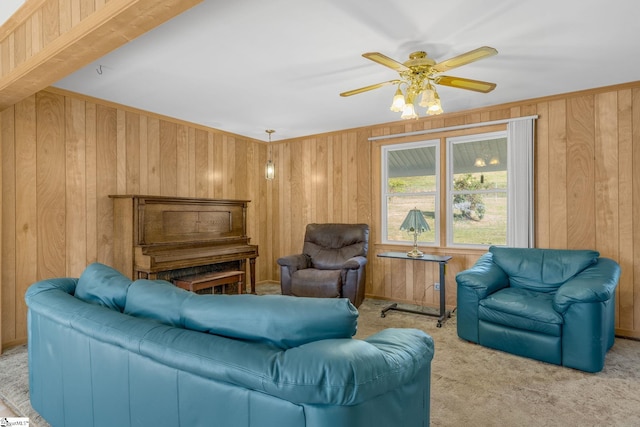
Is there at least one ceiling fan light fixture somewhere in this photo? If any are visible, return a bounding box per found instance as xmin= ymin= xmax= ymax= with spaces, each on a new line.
xmin=426 ymin=92 xmax=443 ymax=115
xmin=418 ymin=83 xmax=436 ymax=107
xmin=427 ymin=102 xmax=443 ymax=115
xmin=341 ymin=46 xmax=497 ymax=121
xmin=400 ymin=103 xmax=418 ymax=120
xmin=390 ymin=87 xmax=406 ymax=112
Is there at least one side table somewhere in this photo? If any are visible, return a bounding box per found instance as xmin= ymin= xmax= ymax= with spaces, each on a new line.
xmin=377 ymin=252 xmax=453 ymax=327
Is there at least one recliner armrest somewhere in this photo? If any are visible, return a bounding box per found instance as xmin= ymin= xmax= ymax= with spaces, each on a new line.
xmin=341 ymin=255 xmax=367 ymax=270
xmin=277 ymin=254 xmax=310 ymax=273
xmin=553 ymin=257 xmax=621 ymax=314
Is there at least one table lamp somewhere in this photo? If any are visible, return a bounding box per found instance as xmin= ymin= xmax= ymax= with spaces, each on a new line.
xmin=400 ymin=207 xmax=430 ymax=257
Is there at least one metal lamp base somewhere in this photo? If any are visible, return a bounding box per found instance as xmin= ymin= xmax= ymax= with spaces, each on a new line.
xmin=406 ymin=247 xmax=424 ymax=258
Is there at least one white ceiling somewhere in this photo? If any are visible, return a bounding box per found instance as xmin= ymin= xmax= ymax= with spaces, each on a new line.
xmin=0 ymin=0 xmax=25 ymax=25
xmin=51 ymin=0 xmax=640 ymax=141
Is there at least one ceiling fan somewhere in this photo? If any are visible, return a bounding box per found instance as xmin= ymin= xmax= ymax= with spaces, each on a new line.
xmin=340 ymin=46 xmax=498 ymax=119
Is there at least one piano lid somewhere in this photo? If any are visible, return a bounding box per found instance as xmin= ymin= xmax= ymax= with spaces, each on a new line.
xmin=110 ymin=195 xmax=251 ymax=247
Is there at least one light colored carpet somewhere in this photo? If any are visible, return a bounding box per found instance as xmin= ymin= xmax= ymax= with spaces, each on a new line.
xmin=357 ymin=299 xmax=640 ymax=427
xmin=2 ymin=287 xmax=640 ymax=426
xmin=0 ymin=343 xmax=47 ymax=427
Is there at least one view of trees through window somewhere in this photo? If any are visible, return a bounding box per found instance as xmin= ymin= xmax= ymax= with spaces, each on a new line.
xmin=451 ymin=170 xmax=507 ymax=245
xmin=450 ymin=135 xmax=508 ymax=246
xmin=383 ymin=133 xmax=508 ymax=247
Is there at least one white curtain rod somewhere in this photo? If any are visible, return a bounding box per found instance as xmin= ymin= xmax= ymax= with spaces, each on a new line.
xmin=368 ymin=115 xmax=539 ymax=142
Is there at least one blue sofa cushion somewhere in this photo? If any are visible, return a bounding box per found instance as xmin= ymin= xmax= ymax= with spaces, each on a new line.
xmin=183 ymin=293 xmax=358 ymax=349
xmin=74 ymin=263 xmax=132 ymax=312
xmin=479 ymin=287 xmax=563 ymax=336
xmin=489 ymin=246 xmax=599 ymax=292
xmin=124 ymin=279 xmax=193 ymax=327
xmin=123 ymin=279 xmax=359 ymax=349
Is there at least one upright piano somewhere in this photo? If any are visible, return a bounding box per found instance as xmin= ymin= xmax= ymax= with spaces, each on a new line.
xmin=110 ymin=195 xmax=259 ymax=293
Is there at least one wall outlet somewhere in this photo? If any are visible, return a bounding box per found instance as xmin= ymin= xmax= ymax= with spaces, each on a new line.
xmin=434 ymin=282 xmax=440 ymax=291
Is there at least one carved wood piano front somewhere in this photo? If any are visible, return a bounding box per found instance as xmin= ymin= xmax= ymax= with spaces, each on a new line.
xmin=111 ymin=195 xmax=259 ymax=293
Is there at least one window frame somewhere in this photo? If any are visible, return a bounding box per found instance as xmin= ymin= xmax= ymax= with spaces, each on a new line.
xmin=446 ymin=130 xmax=509 ymax=249
xmin=380 ymin=139 xmax=440 ymax=246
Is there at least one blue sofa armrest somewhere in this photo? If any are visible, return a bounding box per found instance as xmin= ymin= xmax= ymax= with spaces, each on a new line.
xmin=266 ymin=328 xmax=433 ymax=405
xmin=138 ymin=326 xmax=434 ymax=406
xmin=553 ymin=257 xmax=621 ymax=314
xmin=456 ymin=252 xmax=509 ymax=343
xmin=25 ymin=277 xmax=78 ymax=298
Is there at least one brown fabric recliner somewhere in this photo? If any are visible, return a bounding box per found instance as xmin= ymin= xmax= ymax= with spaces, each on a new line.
xmin=277 ymin=223 xmax=369 ymax=307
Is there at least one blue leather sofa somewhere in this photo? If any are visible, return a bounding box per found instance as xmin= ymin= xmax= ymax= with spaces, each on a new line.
xmin=26 ymin=263 xmax=434 ymax=427
xmin=456 ymin=246 xmax=620 ymax=373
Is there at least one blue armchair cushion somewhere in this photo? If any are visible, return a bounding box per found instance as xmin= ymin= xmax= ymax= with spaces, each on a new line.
xmin=74 ymin=262 xmax=132 ymax=312
xmin=489 ymin=246 xmax=599 ymax=292
xmin=479 ymin=288 xmax=563 ymax=336
xmin=124 ymin=278 xmax=359 ymax=349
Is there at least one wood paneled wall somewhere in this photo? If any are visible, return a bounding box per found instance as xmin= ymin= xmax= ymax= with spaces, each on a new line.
xmin=0 ymin=88 xmax=268 ymax=349
xmin=2 ymin=81 xmax=640 ymax=349
xmin=267 ymin=131 xmax=372 ymax=263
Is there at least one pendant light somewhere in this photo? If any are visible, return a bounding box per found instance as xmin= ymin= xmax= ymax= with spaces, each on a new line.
xmin=265 ymin=129 xmax=275 ymax=180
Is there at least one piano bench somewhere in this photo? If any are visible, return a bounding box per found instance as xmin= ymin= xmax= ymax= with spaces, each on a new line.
xmin=173 ymin=270 xmax=246 ymax=294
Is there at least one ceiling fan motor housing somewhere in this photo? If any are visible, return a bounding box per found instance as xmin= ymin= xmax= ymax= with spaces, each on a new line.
xmin=404 ymin=51 xmax=436 ymax=68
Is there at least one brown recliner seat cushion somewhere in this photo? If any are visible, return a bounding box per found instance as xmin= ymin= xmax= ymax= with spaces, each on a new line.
xmin=291 ymin=269 xmax=342 ymax=298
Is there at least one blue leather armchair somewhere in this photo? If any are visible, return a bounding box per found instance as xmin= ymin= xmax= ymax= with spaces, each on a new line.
xmin=456 ymin=246 xmax=620 ymax=372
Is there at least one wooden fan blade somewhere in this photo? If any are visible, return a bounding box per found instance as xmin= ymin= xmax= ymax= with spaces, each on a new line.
xmin=340 ymin=80 xmax=401 ymax=97
xmin=362 ymin=52 xmax=410 ymax=72
xmin=435 ymin=75 xmax=496 ymax=93
xmin=432 ymin=46 xmax=497 ymax=73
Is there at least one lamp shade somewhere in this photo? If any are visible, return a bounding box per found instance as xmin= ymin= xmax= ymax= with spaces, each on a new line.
xmin=400 ymin=103 xmax=418 ymax=120
xmin=419 ymin=87 xmax=436 ymax=107
xmin=400 ymin=208 xmax=430 ymax=233
xmin=265 ymin=159 xmax=275 ymax=180
xmin=390 ymin=87 xmax=406 ymax=112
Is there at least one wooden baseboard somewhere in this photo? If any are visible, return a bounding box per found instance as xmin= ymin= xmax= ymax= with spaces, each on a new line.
xmin=0 ymin=338 xmax=27 ymax=354
xmin=615 ymin=328 xmax=640 ymax=340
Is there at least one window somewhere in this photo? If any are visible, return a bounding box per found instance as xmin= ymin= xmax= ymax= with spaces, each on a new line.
xmin=447 ymin=132 xmax=508 ymax=247
xmin=379 ymin=116 xmax=535 ymax=249
xmin=381 ymin=140 xmax=439 ymax=245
